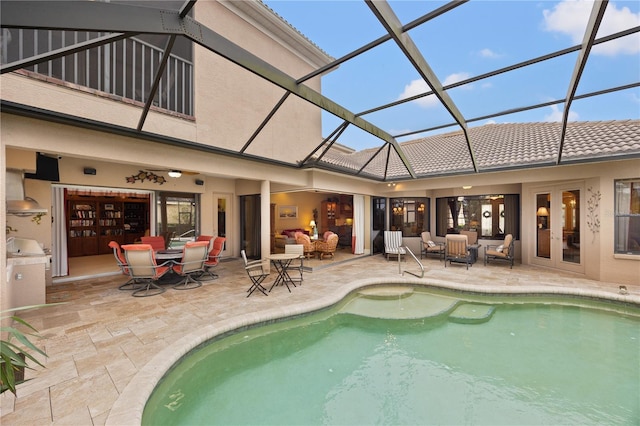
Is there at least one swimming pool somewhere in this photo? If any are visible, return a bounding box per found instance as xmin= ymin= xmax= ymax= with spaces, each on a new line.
xmin=142 ymin=286 xmax=640 ymax=425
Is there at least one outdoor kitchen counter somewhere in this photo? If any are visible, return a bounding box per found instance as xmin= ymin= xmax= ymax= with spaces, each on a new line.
xmin=5 ymin=254 xmax=48 ymax=311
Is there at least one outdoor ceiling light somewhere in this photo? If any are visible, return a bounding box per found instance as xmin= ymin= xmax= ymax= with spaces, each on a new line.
xmin=168 ymin=170 xmax=182 ymax=178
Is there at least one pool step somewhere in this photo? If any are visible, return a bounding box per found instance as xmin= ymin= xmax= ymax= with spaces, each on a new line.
xmin=448 ymin=303 xmax=496 ymax=324
xmin=341 ymin=292 xmax=458 ymax=320
xmin=357 ymin=286 xmax=414 ymax=299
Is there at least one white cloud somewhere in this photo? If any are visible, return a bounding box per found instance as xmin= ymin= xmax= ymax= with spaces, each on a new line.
xmin=543 ymin=0 xmax=640 ymax=56
xmin=443 ymin=72 xmax=471 ymax=88
xmin=543 ymin=104 xmax=580 ymax=122
xmin=398 ymin=73 xmax=472 ymax=108
xmin=398 ymin=79 xmax=438 ymax=107
xmin=479 ymin=48 xmax=501 ymax=58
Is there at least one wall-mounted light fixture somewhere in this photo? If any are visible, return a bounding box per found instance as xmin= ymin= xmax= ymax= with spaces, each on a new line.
xmin=387 ymin=182 xmax=396 ymax=187
xmin=168 ymin=170 xmax=182 ymax=178
xmin=83 ymin=167 xmax=96 ymax=175
xmin=392 ymin=201 xmax=404 ymax=215
xmin=462 ymin=185 xmax=472 ymax=189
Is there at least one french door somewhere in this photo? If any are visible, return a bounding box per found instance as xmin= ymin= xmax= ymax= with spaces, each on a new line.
xmin=532 ymin=183 xmax=583 ymax=274
xmin=212 ymin=192 xmax=232 ymax=257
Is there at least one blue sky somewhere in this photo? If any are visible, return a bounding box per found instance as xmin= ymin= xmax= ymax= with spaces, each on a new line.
xmin=263 ymin=0 xmax=640 ymax=150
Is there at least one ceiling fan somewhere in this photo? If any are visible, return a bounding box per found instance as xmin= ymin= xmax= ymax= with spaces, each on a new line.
xmin=144 ymin=168 xmax=200 ymax=178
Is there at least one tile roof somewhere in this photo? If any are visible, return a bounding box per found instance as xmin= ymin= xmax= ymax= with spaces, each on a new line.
xmin=317 ymin=120 xmax=640 ymax=180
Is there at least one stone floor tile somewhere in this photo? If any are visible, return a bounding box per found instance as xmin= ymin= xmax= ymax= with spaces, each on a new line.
xmin=1 ymin=255 xmax=637 ymax=426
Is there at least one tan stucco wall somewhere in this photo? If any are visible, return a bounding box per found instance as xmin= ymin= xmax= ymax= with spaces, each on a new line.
xmin=0 ymin=1 xmax=329 ymax=167
xmin=5 ymin=112 xmax=639 ymax=285
xmin=522 ymin=159 xmax=640 ymax=286
xmin=193 ymin=2 xmax=325 ymax=163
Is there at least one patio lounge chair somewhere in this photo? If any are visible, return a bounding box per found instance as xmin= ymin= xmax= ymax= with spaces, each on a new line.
xmin=420 ymin=231 xmax=444 ymax=260
xmin=484 ymin=234 xmax=515 ymax=269
xmin=196 ymin=235 xmax=214 ymax=247
xmin=109 ymin=240 xmax=139 ymax=290
xmin=384 ymin=230 xmax=405 ymax=261
xmin=460 ymin=230 xmax=478 ymax=245
xmin=171 ymin=241 xmax=209 ymax=289
xmin=241 ymin=250 xmax=269 ymax=297
xmin=444 ymin=234 xmax=472 ymax=269
xmin=140 ymin=235 xmax=166 ymax=251
xmin=200 ymin=236 xmax=225 ymax=280
xmin=121 ymin=244 xmax=171 ymax=297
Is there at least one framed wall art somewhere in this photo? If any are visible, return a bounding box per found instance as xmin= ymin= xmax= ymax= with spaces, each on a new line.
xmin=278 ymin=205 xmax=298 ymax=219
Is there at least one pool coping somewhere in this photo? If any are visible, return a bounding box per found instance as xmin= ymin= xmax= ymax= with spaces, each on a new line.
xmin=105 ymin=277 xmax=640 ymax=425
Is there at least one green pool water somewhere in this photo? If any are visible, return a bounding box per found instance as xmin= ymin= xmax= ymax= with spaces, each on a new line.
xmin=143 ymin=288 xmax=640 ymax=425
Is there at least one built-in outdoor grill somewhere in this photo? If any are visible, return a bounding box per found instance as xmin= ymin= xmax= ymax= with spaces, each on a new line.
xmin=5 ymin=237 xmax=51 ymax=312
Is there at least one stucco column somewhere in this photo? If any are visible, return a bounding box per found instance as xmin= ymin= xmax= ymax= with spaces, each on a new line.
xmin=260 ymin=180 xmax=271 ymax=265
xmin=1 ymin=142 xmax=7 ymax=320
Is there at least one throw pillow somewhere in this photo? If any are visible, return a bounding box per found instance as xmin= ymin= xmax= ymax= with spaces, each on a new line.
xmin=495 ymin=244 xmax=504 ymax=252
xmin=427 ymin=240 xmax=436 ymax=247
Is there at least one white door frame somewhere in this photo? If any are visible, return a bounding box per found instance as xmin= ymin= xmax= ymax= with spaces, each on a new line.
xmin=531 ymin=182 xmax=584 ymax=274
xmin=212 ymin=192 xmax=232 ymax=256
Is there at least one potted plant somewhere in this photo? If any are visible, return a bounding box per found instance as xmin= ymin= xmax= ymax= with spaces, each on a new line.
xmin=0 ymin=306 xmax=47 ymax=395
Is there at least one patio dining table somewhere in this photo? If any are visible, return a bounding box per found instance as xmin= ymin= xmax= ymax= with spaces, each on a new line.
xmin=154 ymin=249 xmax=184 ymax=284
xmin=267 ymin=253 xmax=300 ymax=293
xmin=154 ymin=249 xmax=183 ymax=262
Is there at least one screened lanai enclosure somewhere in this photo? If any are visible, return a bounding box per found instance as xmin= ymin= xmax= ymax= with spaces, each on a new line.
xmin=1 ymin=0 xmax=638 ymax=182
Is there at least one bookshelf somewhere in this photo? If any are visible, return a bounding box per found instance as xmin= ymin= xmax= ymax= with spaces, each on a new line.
xmin=67 ymin=200 xmax=99 ymax=256
xmin=66 ymin=195 xmax=149 ymax=257
xmin=98 ymin=201 xmax=124 ymax=252
xmin=124 ymin=201 xmax=149 ymax=244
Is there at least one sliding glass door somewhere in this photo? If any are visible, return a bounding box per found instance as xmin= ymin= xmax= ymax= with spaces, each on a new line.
xmin=156 ymin=192 xmax=199 ymax=245
xmin=240 ymin=194 xmax=261 ymax=259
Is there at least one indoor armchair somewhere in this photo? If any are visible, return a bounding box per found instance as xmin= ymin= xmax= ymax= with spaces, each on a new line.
xmin=315 ymin=233 xmax=339 ymax=259
xmin=295 ymin=232 xmax=316 ymax=258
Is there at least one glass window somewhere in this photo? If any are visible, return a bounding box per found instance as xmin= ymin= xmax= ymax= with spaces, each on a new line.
xmin=5 ymin=26 xmax=194 ymax=116
xmin=389 ymin=198 xmax=428 ymax=237
xmin=614 ymin=179 xmax=640 ymax=255
xmin=157 ymin=192 xmax=198 ymax=241
xmin=436 ymin=194 xmax=520 ymax=239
